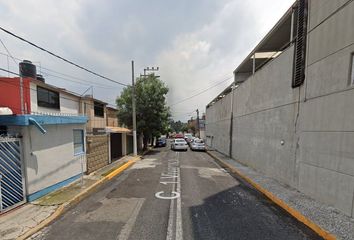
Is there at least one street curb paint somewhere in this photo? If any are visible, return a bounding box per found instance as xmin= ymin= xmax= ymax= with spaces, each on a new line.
xmin=206 ymin=151 xmax=336 ymax=240
xmin=18 ymin=156 xmax=140 ymax=240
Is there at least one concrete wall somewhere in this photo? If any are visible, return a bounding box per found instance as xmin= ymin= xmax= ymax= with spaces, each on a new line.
xmin=9 ymin=124 xmax=86 ymax=195
xmin=206 ymin=0 xmax=354 ymax=217
xmin=297 ymin=0 xmax=354 ymax=216
xmin=30 ymin=82 xmax=80 ymax=115
xmin=232 ymin=45 xmax=300 ymax=187
xmin=205 ymin=92 xmax=232 ymax=156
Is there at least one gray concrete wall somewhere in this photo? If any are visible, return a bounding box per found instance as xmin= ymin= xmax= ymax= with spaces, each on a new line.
xmin=297 ymin=0 xmax=354 ymax=217
xmin=232 ymin=45 xmax=300 ymax=187
xmin=206 ymin=0 xmax=354 ymax=217
xmin=205 ymin=92 xmax=232 ymax=156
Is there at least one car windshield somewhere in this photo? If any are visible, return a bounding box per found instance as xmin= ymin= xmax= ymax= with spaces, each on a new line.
xmin=175 ymin=139 xmax=185 ymax=143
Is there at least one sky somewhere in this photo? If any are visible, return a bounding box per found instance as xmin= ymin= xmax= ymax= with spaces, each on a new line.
xmin=0 ymin=0 xmax=294 ymax=121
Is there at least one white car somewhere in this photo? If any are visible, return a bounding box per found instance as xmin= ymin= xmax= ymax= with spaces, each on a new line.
xmin=171 ymin=139 xmax=188 ymax=151
xmin=190 ymin=139 xmax=206 ymax=151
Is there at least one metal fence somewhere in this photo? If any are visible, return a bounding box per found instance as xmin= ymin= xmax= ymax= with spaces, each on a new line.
xmin=0 ymin=137 xmax=26 ymax=212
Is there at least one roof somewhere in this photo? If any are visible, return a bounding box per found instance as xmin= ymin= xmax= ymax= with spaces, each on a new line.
xmin=233 ymin=2 xmax=295 ymax=75
xmin=106 ymin=106 xmax=118 ymax=111
xmin=207 ymin=1 xmax=297 ymax=108
xmin=105 ymin=126 xmax=131 ymax=133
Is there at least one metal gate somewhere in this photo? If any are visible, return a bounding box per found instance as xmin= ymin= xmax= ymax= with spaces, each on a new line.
xmin=0 ymin=137 xmax=26 ymax=212
xmin=110 ymin=133 xmax=122 ymax=161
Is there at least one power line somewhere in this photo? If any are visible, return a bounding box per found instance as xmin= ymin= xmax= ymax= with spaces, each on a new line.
xmin=0 ymin=37 xmax=17 ymax=65
xmin=169 ymin=76 xmax=233 ymax=107
xmin=0 ymin=67 xmax=117 ymax=107
xmin=0 ymin=51 xmax=117 ymax=89
xmin=0 ymin=26 xmax=128 ymax=87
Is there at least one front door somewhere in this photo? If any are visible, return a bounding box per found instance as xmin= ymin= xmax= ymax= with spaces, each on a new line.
xmin=110 ymin=133 xmax=122 ymax=161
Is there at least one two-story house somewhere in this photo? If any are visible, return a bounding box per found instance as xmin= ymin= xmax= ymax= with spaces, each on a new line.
xmin=0 ymin=61 xmax=87 ymax=212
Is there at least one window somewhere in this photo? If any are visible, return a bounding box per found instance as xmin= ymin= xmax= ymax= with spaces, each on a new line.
xmin=73 ymin=129 xmax=84 ymax=155
xmin=37 ymin=86 xmax=60 ymax=109
xmin=94 ymin=101 xmax=104 ymax=117
xmin=351 ymin=54 xmax=354 ymax=85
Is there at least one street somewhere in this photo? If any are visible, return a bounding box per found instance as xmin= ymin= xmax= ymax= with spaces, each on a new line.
xmin=33 ymin=146 xmax=322 ymax=240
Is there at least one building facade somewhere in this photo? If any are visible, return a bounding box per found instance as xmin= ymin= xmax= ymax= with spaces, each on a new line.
xmin=206 ymin=0 xmax=354 ymax=217
xmin=0 ymin=75 xmax=87 ymax=211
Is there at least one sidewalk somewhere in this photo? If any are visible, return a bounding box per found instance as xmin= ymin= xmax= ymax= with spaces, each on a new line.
xmin=207 ymin=150 xmax=354 ymax=240
xmin=0 ymin=155 xmax=139 ymax=240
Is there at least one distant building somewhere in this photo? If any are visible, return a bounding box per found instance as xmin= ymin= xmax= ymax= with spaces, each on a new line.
xmin=187 ymin=114 xmax=206 ymax=139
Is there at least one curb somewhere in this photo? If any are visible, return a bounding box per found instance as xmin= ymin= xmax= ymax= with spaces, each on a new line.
xmin=206 ymin=150 xmax=336 ymax=240
xmin=18 ymin=156 xmax=140 ymax=240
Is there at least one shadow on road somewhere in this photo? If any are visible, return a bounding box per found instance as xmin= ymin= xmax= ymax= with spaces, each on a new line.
xmin=188 ymin=182 xmax=323 ymax=240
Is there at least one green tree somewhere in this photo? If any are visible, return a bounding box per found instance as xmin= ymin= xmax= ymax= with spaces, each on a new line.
xmin=116 ymin=74 xmax=170 ymax=149
xmin=169 ymin=120 xmax=185 ymax=133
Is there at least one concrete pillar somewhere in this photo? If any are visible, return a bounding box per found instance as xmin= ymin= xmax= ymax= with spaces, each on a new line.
xmin=122 ymin=133 xmax=127 ymax=156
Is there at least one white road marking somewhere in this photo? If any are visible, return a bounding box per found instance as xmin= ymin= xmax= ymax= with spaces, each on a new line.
xmin=166 ymin=181 xmax=176 ymax=240
xmin=175 ymin=152 xmax=183 ymax=240
xmin=155 ymin=191 xmax=180 ymax=200
xmin=117 ymin=198 xmax=145 ymax=240
xmin=160 ymin=181 xmax=178 ymax=185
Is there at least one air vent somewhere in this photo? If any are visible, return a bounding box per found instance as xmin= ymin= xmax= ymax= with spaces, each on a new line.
xmin=292 ymin=0 xmax=308 ymax=88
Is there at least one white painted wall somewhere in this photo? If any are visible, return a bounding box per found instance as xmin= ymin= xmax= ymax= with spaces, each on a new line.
xmin=30 ymin=82 xmax=80 ymax=115
xmin=9 ymin=124 xmax=87 ymax=195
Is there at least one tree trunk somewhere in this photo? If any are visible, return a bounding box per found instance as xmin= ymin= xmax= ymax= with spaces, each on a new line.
xmin=143 ymin=135 xmax=149 ymax=150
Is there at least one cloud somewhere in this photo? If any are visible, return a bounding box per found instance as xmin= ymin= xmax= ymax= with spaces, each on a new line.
xmin=0 ymin=0 xmax=295 ymax=120
xmin=157 ymin=0 xmax=295 ymax=120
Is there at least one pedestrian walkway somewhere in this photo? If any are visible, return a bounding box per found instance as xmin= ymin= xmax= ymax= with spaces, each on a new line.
xmin=0 ymin=155 xmax=138 ymax=240
xmin=208 ymin=150 xmax=354 ymax=240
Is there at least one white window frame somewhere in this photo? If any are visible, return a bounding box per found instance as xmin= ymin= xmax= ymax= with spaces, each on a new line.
xmin=73 ymin=129 xmax=85 ymax=156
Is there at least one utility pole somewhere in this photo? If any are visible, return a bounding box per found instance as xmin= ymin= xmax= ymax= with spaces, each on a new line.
xmin=196 ymin=109 xmax=200 ymax=138
xmin=131 ymin=61 xmax=137 ymax=156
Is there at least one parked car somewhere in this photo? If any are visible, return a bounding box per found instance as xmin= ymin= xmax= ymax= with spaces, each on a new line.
xmin=171 ymin=138 xmax=188 ymax=151
xmin=175 ymin=133 xmax=184 ymax=139
xmin=184 ymin=133 xmax=193 ymax=144
xmin=188 ymin=136 xmax=197 ymax=146
xmin=190 ymin=138 xmax=206 ymax=151
xmin=156 ymin=137 xmax=166 ymax=147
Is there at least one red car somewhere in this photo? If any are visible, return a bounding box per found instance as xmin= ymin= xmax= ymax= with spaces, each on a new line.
xmin=174 ymin=133 xmax=184 ymax=138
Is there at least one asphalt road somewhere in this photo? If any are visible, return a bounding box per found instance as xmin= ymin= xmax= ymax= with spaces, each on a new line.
xmin=33 ymin=145 xmax=322 ymax=240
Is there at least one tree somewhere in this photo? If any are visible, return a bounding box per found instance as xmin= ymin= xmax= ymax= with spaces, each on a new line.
xmin=116 ymin=74 xmax=170 ymax=149
xmin=169 ymin=120 xmax=187 ymax=133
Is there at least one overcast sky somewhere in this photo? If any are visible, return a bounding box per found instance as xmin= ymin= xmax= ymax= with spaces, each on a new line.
xmin=0 ymin=0 xmax=294 ymax=121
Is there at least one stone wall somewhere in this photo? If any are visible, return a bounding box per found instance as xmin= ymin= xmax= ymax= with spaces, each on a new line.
xmin=86 ymin=134 xmax=109 ymax=174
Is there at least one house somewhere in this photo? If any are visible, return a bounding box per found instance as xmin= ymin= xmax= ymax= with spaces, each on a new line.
xmin=206 ymin=0 xmax=354 ymax=218
xmin=0 ymin=61 xmax=87 ymax=212
xmin=79 ymin=97 xmax=132 ymax=173
xmin=187 ymin=114 xmax=206 ymax=139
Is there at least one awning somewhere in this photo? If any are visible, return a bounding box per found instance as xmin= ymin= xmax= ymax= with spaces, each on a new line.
xmin=105 ymin=126 xmax=132 ymax=133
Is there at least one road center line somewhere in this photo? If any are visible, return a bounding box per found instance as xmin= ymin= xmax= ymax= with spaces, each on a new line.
xmin=175 ymin=152 xmax=183 ymax=240
xmin=166 ymin=180 xmax=176 ymax=240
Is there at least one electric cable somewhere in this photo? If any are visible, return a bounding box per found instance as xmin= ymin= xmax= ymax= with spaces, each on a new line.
xmin=0 ymin=26 xmax=128 ymax=86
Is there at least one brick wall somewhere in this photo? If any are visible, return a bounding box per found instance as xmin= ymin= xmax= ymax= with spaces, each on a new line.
xmin=86 ymin=134 xmax=109 ymax=174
